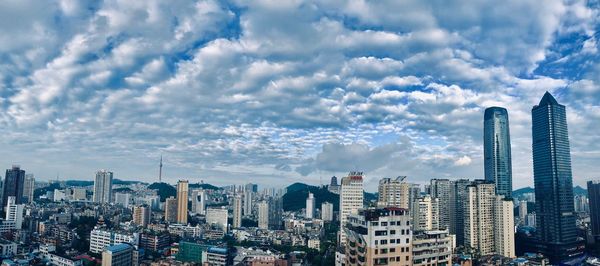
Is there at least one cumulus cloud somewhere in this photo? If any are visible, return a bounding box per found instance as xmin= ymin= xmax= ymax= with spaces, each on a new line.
xmin=0 ymin=0 xmax=598 ymax=190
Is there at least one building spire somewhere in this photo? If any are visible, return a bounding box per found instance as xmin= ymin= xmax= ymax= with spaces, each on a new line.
xmin=159 ymin=155 xmax=163 ymax=183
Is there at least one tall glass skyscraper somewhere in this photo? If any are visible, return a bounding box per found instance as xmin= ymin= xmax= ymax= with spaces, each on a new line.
xmin=531 ymin=92 xmax=582 ymax=262
xmin=484 ymin=107 xmax=512 ymax=198
xmin=2 ymin=166 xmax=25 ymax=207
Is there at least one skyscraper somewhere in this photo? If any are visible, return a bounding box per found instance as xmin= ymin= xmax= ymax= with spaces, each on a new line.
xmin=176 ymin=180 xmax=189 ymax=224
xmin=306 ymin=192 xmax=315 ymax=219
xmin=23 ymin=174 xmax=34 ymax=204
xmin=232 ymin=194 xmax=242 ymax=228
xmin=377 ymin=176 xmax=409 ymax=208
xmin=339 ymin=172 xmax=364 ymax=245
xmin=258 ymin=200 xmax=269 ymax=229
xmin=268 ymin=194 xmax=283 ymax=230
xmin=93 ymin=170 xmax=113 ymax=203
xmin=588 ymin=181 xmax=600 ymax=242
xmin=484 ymin=107 xmax=513 ymax=198
xmin=430 ymin=179 xmax=451 ymax=230
xmin=531 ymin=92 xmax=582 ymax=262
xmin=2 ymin=166 xmax=25 ymax=207
xmin=244 ymin=184 xmax=254 ymax=216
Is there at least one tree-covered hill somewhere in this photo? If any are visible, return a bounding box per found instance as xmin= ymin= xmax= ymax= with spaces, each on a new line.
xmin=148 ymin=182 xmax=176 ymax=202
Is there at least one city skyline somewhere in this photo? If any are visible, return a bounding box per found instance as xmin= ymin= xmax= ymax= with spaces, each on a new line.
xmin=0 ymin=1 xmax=599 ymax=190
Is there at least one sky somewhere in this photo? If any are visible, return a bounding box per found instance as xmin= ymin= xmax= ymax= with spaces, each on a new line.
xmin=0 ymin=0 xmax=599 ymax=191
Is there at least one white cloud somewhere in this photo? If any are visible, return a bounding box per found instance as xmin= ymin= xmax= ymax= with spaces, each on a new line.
xmin=0 ymin=0 xmax=598 ymax=190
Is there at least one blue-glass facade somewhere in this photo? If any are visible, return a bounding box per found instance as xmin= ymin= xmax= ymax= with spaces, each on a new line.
xmin=531 ymin=92 xmax=582 ymax=262
xmin=484 ymin=107 xmax=512 ymax=198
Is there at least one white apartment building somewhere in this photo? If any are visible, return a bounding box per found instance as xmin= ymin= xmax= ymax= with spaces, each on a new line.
xmin=5 ymin=196 xmax=23 ymax=230
xmin=306 ymin=192 xmax=315 ymax=219
xmin=321 ymin=202 xmax=334 ymax=222
xmin=191 ymin=189 xmax=206 ymax=215
xmin=339 ymin=172 xmax=364 ymax=245
xmin=464 ymin=181 xmax=495 ymax=256
xmin=494 ymin=196 xmax=515 ymax=258
xmin=344 ymin=207 xmax=412 ymax=266
xmin=412 ymin=196 xmax=439 ymax=231
xmin=93 ymin=170 xmax=113 ymax=203
xmin=89 ymin=228 xmax=139 ymax=254
xmin=412 ymin=230 xmax=453 ymax=266
xmin=377 ymin=176 xmax=410 ymax=209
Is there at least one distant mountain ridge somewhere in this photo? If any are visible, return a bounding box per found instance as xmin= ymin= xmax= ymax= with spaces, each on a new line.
xmin=282 ymin=182 xmax=378 ymax=212
xmin=513 ymin=186 xmax=587 ymax=197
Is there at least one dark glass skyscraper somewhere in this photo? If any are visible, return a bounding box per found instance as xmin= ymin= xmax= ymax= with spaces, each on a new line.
xmin=484 ymin=107 xmax=512 ymax=198
xmin=531 ymin=92 xmax=582 ymax=262
xmin=3 ymin=165 xmax=25 ymax=207
xmin=587 ymin=181 xmax=600 ymax=242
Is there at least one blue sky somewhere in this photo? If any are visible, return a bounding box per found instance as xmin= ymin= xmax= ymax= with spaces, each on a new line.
xmin=0 ymin=0 xmax=599 ymax=191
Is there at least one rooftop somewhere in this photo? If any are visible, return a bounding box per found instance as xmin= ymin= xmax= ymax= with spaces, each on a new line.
xmin=104 ymin=243 xmax=133 ymax=253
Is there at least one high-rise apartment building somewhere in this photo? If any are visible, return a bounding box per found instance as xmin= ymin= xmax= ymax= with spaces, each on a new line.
xmin=450 ymin=179 xmax=471 ymax=246
xmin=430 ymin=179 xmax=451 ymax=230
xmin=322 ymin=202 xmax=334 ymax=222
xmin=232 ymin=194 xmax=242 ymax=228
xmin=588 ymin=181 xmax=600 ymax=242
xmin=412 ymin=196 xmax=439 ymax=231
xmin=377 ymin=176 xmax=409 ymax=209
xmin=464 ymin=181 xmax=496 ymax=256
xmin=191 ymin=189 xmax=206 ymax=215
xmin=344 ymin=208 xmax=412 ymax=266
xmin=23 ymin=174 xmax=34 ymax=204
xmin=5 ymin=196 xmax=23 ymax=229
xmin=306 ymin=192 xmax=315 ymax=219
xmin=258 ymin=201 xmax=269 ymax=230
xmin=494 ymin=196 xmax=515 ymax=258
xmin=133 ymin=205 xmax=151 ymax=227
xmin=340 ymin=172 xmax=364 ymax=245
xmin=519 ymin=200 xmax=528 ymax=224
xmin=93 ymin=170 xmax=113 ymax=203
xmin=244 ymin=184 xmax=254 ymax=216
xmin=164 ymin=196 xmax=178 ymax=223
xmin=114 ymin=193 xmax=131 ymax=208
xmin=176 ymin=180 xmax=189 ymax=224
xmin=2 ymin=166 xmax=25 ymax=207
xmin=484 ymin=107 xmax=513 ymax=198
xmin=531 ymin=92 xmax=582 ymax=262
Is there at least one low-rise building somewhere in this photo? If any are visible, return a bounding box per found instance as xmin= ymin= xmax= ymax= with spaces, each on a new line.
xmin=89 ymin=228 xmax=139 ymax=254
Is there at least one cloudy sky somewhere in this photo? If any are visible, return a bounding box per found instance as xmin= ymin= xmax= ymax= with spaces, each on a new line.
xmin=0 ymin=0 xmax=599 ymax=191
